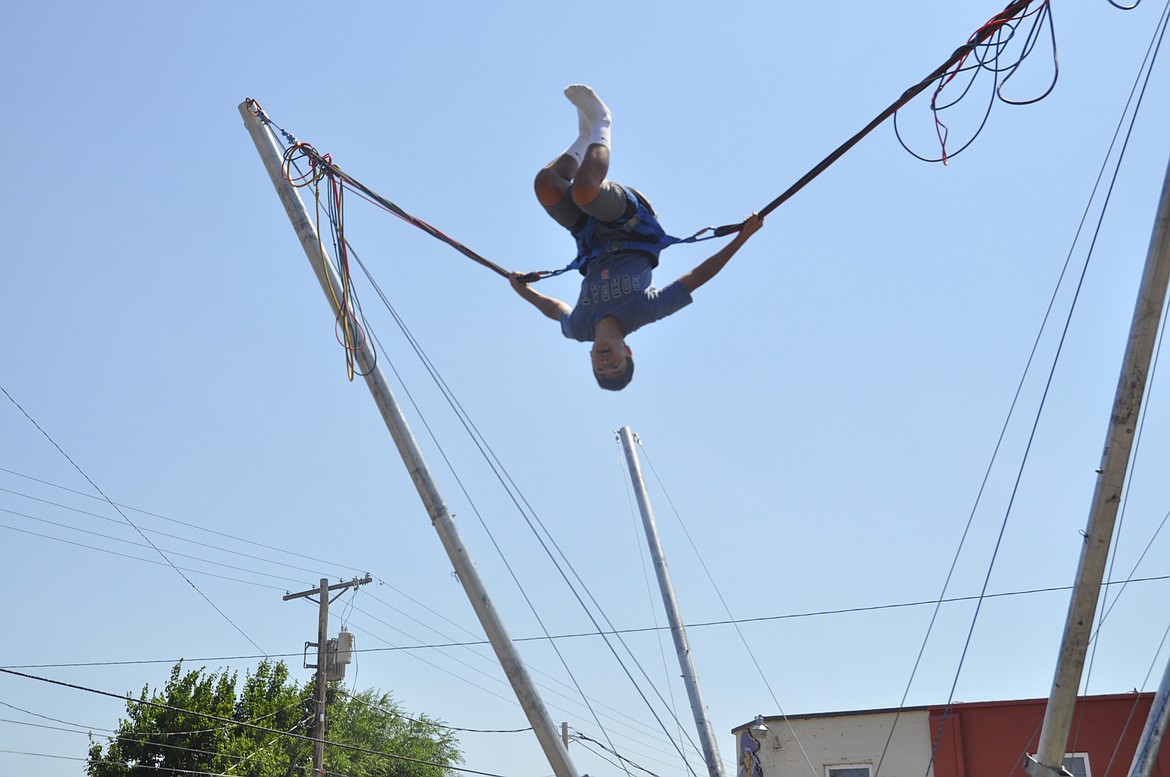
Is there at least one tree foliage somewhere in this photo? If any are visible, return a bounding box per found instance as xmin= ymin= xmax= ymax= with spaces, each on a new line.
xmin=86 ymin=661 xmax=462 ymax=777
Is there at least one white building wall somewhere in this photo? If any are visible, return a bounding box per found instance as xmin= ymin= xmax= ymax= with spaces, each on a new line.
xmin=743 ymin=709 xmax=934 ymax=777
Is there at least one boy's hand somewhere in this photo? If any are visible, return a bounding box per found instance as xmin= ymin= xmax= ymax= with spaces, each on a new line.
xmin=677 ymin=211 xmax=766 ymax=293
xmin=509 ymin=271 xmax=530 ymax=294
xmin=508 ymin=271 xmax=570 ymax=321
xmin=738 ymin=212 xmax=764 ymax=241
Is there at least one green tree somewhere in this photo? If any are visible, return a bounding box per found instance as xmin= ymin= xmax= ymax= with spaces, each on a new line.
xmin=326 ymin=688 xmax=461 ymax=777
xmin=87 ymin=661 xmax=462 ymax=777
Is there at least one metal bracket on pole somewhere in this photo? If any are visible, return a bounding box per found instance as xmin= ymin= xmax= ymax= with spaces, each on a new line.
xmin=1024 ymin=756 xmax=1072 ymax=777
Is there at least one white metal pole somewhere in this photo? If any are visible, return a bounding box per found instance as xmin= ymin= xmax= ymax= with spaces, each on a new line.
xmin=1028 ymin=154 xmax=1170 ymax=777
xmin=618 ymin=427 xmax=725 ymax=777
xmin=239 ymin=100 xmax=583 ymax=777
xmin=1127 ymin=658 xmax=1170 ymax=777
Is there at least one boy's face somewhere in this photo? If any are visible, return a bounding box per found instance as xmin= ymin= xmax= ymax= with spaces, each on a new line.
xmin=590 ymin=337 xmax=631 ymax=380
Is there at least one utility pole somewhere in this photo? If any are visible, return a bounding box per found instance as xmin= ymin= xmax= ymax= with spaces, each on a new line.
xmin=1127 ymin=654 xmax=1170 ymax=777
xmin=617 ymin=427 xmax=724 ymax=777
xmin=284 ymin=574 xmax=372 ymax=776
xmin=1027 ymin=153 xmax=1170 ymax=777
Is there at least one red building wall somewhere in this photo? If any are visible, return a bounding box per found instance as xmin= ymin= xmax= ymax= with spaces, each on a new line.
xmin=929 ymin=695 xmax=1164 ymax=777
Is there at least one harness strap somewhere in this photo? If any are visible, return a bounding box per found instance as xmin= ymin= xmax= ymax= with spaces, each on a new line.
xmin=542 ymin=188 xmax=714 ymax=278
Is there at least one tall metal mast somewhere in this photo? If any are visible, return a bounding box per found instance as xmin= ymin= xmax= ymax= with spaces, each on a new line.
xmin=1027 ymin=154 xmax=1170 ymax=777
xmin=1127 ymin=656 xmax=1170 ymax=777
xmin=239 ymin=100 xmax=584 ymax=777
xmin=617 ymin=427 xmax=725 ymax=777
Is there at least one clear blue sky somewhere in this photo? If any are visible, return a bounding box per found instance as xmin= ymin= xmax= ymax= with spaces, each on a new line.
xmin=3 ymin=3 xmax=1169 ymax=777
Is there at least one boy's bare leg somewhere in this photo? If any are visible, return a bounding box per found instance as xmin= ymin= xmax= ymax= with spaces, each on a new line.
xmin=563 ymin=85 xmax=612 ymax=207
xmin=571 ymin=143 xmax=609 ymax=207
xmin=535 ymin=85 xmax=613 ymax=209
xmin=534 ymin=154 xmax=578 ymax=207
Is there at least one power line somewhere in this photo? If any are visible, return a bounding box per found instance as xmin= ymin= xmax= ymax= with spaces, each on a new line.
xmin=0 ymin=507 xmax=308 ymax=585
xmin=2 ymin=467 xmax=691 ymax=761
xmin=1 ymin=750 xmax=244 ymax=776
xmin=573 ymin=732 xmax=663 ymax=777
xmin=2 ymin=713 xmax=314 ymax=768
xmin=0 ymin=385 xmax=267 ymax=655
xmin=341 ymin=608 xmax=702 ymax=773
xmin=0 ymin=520 xmax=289 ymax=590
xmin=0 ymin=467 xmax=367 ymax=575
xmin=6 ymin=574 xmax=1168 ymax=672
xmin=0 ymin=485 xmax=342 ymax=580
xmin=632 ymin=435 xmax=816 ymax=777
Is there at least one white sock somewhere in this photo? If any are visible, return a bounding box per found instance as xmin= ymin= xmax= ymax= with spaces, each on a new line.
xmin=562 ymin=135 xmax=591 ymax=165
xmin=560 ymin=99 xmax=594 ymax=163
xmin=564 ymin=84 xmax=611 ymax=148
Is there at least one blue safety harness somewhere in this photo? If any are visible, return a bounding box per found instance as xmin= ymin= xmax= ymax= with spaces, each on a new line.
xmin=531 ymin=188 xmax=718 ymax=280
xmin=569 ymin=188 xmax=678 ymax=274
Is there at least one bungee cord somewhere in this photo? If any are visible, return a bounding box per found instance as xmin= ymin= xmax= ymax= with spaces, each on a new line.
xmin=265 ymin=111 xmax=720 ymax=284
xmin=251 ymin=102 xmax=511 ymax=279
xmin=245 ymin=0 xmax=1084 ymax=285
xmin=722 ymin=0 xmax=1053 ymax=236
xmin=895 ymin=0 xmax=1057 ymax=163
xmin=280 ymin=140 xmax=374 ymax=381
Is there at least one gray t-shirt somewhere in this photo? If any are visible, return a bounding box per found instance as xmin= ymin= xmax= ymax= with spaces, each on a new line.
xmin=559 ymin=252 xmax=692 ymax=342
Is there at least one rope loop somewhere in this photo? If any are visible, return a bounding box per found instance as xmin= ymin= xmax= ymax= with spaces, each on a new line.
xmin=282 ymin=142 xmax=329 ymax=187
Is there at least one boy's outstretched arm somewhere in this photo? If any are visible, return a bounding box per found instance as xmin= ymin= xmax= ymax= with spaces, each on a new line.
xmin=677 ymin=212 xmax=765 ymax=293
xmin=509 ymin=273 xmax=572 ymax=321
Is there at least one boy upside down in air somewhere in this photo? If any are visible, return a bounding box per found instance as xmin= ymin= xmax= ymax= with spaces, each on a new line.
xmin=510 ymin=84 xmax=764 ymax=390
